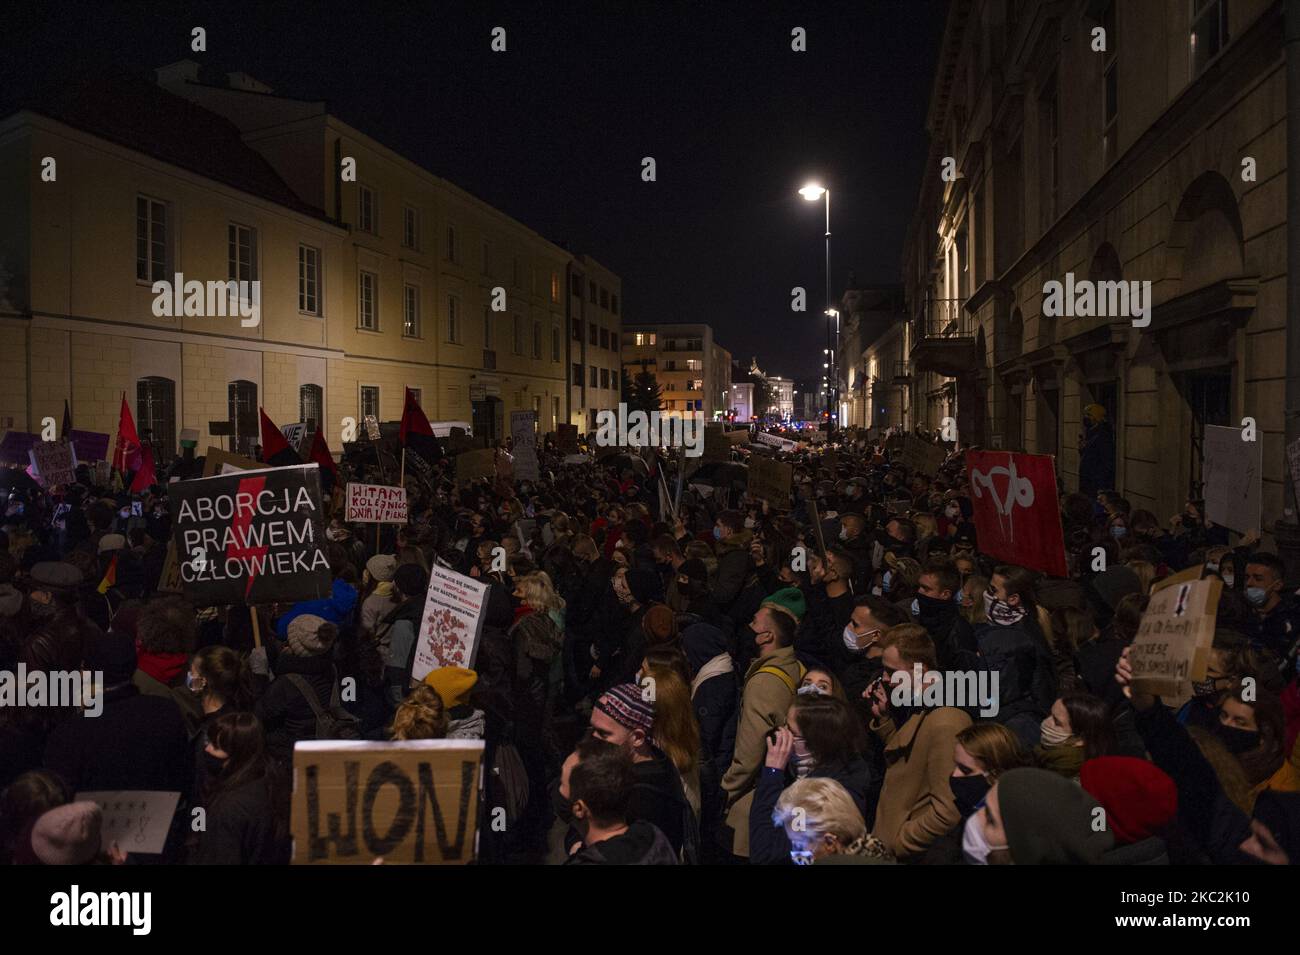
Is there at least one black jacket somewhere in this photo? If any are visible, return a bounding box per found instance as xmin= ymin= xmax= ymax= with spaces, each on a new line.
xmin=254 ymin=649 xmax=338 ymax=765
xmin=563 ymin=821 xmax=679 ymax=865
xmin=749 ymin=754 xmax=877 ymax=865
xmin=973 ymin=618 xmax=1057 ymax=724
xmin=192 ymin=774 xmax=289 ymax=865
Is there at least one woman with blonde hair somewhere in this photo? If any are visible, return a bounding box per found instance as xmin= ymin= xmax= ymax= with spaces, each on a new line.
xmin=388 ymin=685 xmax=449 ymax=740
xmin=511 ymin=571 xmax=567 ymax=734
xmin=1126 ymin=559 xmax=1157 ymax=595
xmin=772 ymin=777 xmax=892 ymax=864
xmin=642 ymin=661 xmax=702 ymax=818
xmin=959 ymin=574 xmax=990 ymax=626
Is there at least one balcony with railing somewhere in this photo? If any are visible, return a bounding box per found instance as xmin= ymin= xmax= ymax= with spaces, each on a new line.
xmin=892 ymin=360 xmax=912 ymax=384
xmin=910 ymin=297 xmax=979 ymax=377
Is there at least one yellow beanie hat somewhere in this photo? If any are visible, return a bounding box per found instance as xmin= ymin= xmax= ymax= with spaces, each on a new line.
xmin=423 ymin=666 xmax=478 ymax=708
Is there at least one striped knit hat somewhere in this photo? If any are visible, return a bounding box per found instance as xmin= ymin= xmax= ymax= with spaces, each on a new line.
xmin=595 ymin=683 xmax=654 ymax=734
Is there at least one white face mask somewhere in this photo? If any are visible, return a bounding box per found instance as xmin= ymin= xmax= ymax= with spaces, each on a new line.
xmin=743 ymin=517 xmax=756 ymax=529
xmin=961 ymin=812 xmax=1008 ymax=865
xmin=842 ymin=624 xmax=862 ymax=652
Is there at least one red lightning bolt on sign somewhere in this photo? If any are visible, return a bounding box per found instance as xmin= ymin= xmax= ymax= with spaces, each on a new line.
xmin=228 ymin=475 xmax=270 ymax=600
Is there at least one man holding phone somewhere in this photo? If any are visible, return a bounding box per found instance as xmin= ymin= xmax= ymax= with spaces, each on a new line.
xmin=832 ymin=595 xmax=908 ymax=707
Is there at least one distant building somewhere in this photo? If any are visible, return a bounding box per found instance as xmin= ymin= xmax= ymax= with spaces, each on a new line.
xmin=621 ymin=323 xmax=733 ymax=419
xmin=567 ymin=256 xmax=623 ymax=431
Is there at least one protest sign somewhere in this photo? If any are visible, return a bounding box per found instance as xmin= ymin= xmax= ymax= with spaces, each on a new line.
xmin=901 ymin=435 xmax=946 ymax=477
xmin=201 ymin=447 xmax=260 ymax=477
xmin=966 ymin=451 xmax=1068 ymax=577
xmin=76 ymin=791 xmax=180 ymax=855
xmin=557 ymin=423 xmax=579 ymax=453
xmin=807 ymin=430 xmax=827 ymax=445
xmin=747 ymin=456 xmax=793 ymax=506
xmin=0 ymin=431 xmax=38 ymax=466
xmin=30 ymin=441 xmax=77 ymax=487
xmin=364 ymin=415 xmax=381 ymax=441
xmin=291 ymin=740 xmax=483 ymax=865
xmin=345 ymin=483 xmax=409 ymax=524
xmin=67 ymin=430 xmax=111 ymax=461
xmin=701 ymin=426 xmax=730 ymax=464
xmin=168 ymin=464 xmax=331 ymax=605
xmin=156 ymin=541 xmax=184 ymax=594
xmin=510 ymin=410 xmax=539 ymax=482
xmin=280 ymin=422 xmax=308 ymax=455
xmin=92 ymin=460 xmax=112 ymax=487
xmin=754 ymin=431 xmax=799 ymax=453
xmin=445 ymin=427 xmax=477 ymax=456
xmin=1202 ymin=424 xmax=1261 ymax=535
xmin=412 ymin=563 xmax=490 ymax=680
xmin=808 ymin=498 xmax=828 ymax=559
xmin=724 ymin=429 xmax=750 ymax=445
xmin=1129 ymin=573 xmax=1220 ymax=699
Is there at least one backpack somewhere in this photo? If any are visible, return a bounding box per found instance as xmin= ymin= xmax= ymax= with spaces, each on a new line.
xmin=284 ymin=672 xmax=363 ymax=740
xmin=755 ymin=660 xmax=807 ymax=694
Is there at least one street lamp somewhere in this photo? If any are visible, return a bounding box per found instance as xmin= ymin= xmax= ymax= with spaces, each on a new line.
xmin=800 ymin=181 xmax=833 ymax=428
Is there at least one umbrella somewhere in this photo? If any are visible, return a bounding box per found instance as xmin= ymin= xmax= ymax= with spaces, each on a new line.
xmin=603 ymin=453 xmax=649 ymax=475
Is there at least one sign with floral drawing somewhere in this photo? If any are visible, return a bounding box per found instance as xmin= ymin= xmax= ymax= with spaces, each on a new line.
xmin=412 ymin=563 xmax=489 ymax=681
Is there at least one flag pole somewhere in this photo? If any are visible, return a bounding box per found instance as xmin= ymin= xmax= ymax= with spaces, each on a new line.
xmin=249 ymin=606 xmax=262 ymax=649
xmin=400 ymin=448 xmax=406 ymax=488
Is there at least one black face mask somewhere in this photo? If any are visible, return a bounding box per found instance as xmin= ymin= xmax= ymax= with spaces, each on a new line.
xmin=949 ymin=773 xmax=990 ymax=818
xmin=1213 ymin=722 xmax=1260 ymax=756
xmin=548 ymin=778 xmax=575 ymax=826
xmin=914 ymin=592 xmax=955 ymax=624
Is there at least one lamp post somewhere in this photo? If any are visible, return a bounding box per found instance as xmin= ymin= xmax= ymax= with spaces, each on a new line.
xmin=799 ymin=182 xmax=833 ymax=428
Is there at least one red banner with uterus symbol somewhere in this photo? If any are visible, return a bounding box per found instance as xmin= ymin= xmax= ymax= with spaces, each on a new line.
xmin=966 ymin=451 xmax=1068 ymax=578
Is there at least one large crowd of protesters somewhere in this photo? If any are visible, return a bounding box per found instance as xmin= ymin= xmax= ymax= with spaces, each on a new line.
xmin=0 ymin=421 xmax=1298 ymax=866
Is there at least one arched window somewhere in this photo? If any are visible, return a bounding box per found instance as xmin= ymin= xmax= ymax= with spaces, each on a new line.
xmin=300 ymin=384 xmax=323 ymax=448
xmin=228 ymin=380 xmax=258 ymax=456
xmin=136 ymin=377 xmax=175 ymax=464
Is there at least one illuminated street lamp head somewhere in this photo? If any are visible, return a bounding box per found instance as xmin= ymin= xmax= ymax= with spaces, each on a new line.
xmin=799 ymin=183 xmax=826 ymax=201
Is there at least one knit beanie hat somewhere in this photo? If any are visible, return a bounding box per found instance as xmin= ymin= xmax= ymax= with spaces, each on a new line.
xmin=1080 ymin=756 xmax=1178 ymax=846
xmin=595 ymin=683 xmax=654 ymax=735
xmin=28 ymin=802 xmax=103 ymax=865
xmin=366 ymin=554 xmax=397 ymax=583
xmin=642 ymin=603 xmax=678 ymax=645
xmin=998 ymin=767 xmax=1114 ymax=864
xmin=97 ymin=533 xmax=127 ymax=555
xmin=423 ymin=666 xmax=478 ymax=709
xmin=284 ymin=614 xmax=338 ymax=657
xmin=761 ymin=586 xmax=806 ymax=625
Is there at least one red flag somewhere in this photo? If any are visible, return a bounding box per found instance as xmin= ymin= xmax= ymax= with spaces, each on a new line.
xmin=399 ymin=387 xmax=434 ymax=445
xmin=308 ymin=428 xmax=339 ymax=481
xmin=966 ymin=450 xmax=1068 ymax=578
xmin=129 ymin=444 xmax=157 ymax=493
xmin=112 ymin=393 xmax=141 ymax=474
xmin=258 ymin=407 xmax=301 ymax=467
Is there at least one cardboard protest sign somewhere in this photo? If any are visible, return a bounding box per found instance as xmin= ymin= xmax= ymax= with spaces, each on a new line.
xmin=445 ymin=427 xmax=477 ymax=456
xmin=68 ymin=430 xmax=111 ymax=461
xmin=966 ymin=451 xmax=1068 ymax=577
xmin=168 ymin=464 xmax=331 ymax=605
xmin=1202 ymin=424 xmax=1261 ymax=535
xmin=345 ymin=483 xmax=409 ymax=524
xmin=808 ymin=498 xmax=828 ymax=559
xmin=201 ymin=446 xmax=260 ymax=477
xmin=701 ymin=426 xmax=730 ymax=464
xmin=30 ymin=441 xmax=77 ymax=487
xmin=747 ymin=456 xmax=793 ymax=506
xmin=412 ymin=563 xmax=490 ymax=680
xmin=156 ymin=541 xmax=184 ymax=594
xmin=363 ymin=415 xmax=381 ymax=441
xmin=76 ymin=791 xmax=180 ymax=855
xmin=724 ymin=429 xmax=750 ymax=445
xmin=0 ymin=431 xmax=38 ymax=466
xmin=291 ymin=740 xmax=483 ymax=865
xmin=901 ymin=435 xmax=946 ymax=477
xmin=1129 ymin=573 xmax=1220 ymax=699
xmin=510 ymin=410 xmax=539 ymax=482
xmin=557 ymin=423 xmax=579 ymax=453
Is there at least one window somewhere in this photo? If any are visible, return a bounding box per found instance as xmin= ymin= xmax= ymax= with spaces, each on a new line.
xmin=403 ymin=206 xmax=419 ymax=250
xmin=600 ymin=287 xmax=609 ymax=310
xmin=358 ymin=270 xmax=378 ymax=330
xmin=611 ymin=294 xmax=619 ymax=315
xmin=228 ymin=224 xmax=258 ymax=283
xmin=685 ymin=359 xmax=702 ymax=371
xmin=513 ymin=314 xmax=524 ymax=354
xmin=550 ymin=272 xmax=560 ymax=303
xmin=358 ymin=185 xmax=376 ymax=234
xmin=298 ymin=245 xmax=321 ymax=315
xmin=572 ymin=318 xmax=582 ymax=341
xmin=228 ymin=380 xmax=258 ymax=456
xmin=360 ymin=385 xmax=380 ymax=422
xmin=404 ymin=284 xmax=421 ymax=338
xmin=589 ymin=281 xmax=598 ymax=304
xmin=533 ymin=322 xmax=542 ymax=359
xmin=634 ymin=332 xmax=656 ymax=346
xmin=135 ymin=196 xmax=168 ymax=283
xmin=601 ymin=368 xmax=610 ymax=389
xmin=1102 ymin=1 xmax=1118 ymax=165
xmin=590 ymin=366 xmax=598 ymax=387
xmin=137 ymin=377 xmax=175 ymax=464
xmin=573 ymin=363 xmax=583 ymax=385
xmin=552 ymin=325 xmax=561 ymax=362
xmin=600 ymin=328 xmax=610 ymax=350
xmin=300 ymin=384 xmax=323 ymax=447
xmin=571 ymin=274 xmax=582 ymax=296
xmin=1190 ymin=0 xmax=1228 ymax=78
xmin=589 ymin=324 xmax=598 ymax=346
xmin=446 ymin=225 xmax=458 ymax=263
xmin=447 ymin=294 xmax=462 ymax=343
xmin=689 ymin=379 xmax=704 ymax=391
xmin=483 ymin=307 xmax=494 ymax=349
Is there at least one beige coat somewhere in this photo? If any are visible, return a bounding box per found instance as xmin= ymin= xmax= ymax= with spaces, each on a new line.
xmin=870 ymin=706 xmax=971 ymax=860
xmin=721 ymin=645 xmax=803 ymax=857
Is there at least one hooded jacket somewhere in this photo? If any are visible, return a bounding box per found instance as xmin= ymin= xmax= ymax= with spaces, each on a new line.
xmin=563 ymin=821 xmax=679 ymax=865
xmin=713 ymin=528 xmax=754 ymax=611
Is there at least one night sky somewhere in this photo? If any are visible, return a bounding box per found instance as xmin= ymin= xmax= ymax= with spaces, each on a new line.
xmin=2 ymin=0 xmax=946 ymax=380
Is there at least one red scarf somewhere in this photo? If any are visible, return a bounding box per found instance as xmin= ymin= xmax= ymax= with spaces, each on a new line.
xmin=136 ymin=648 xmax=189 ymax=686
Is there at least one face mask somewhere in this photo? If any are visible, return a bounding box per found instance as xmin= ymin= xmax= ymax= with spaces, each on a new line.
xmin=984 ymin=591 xmax=1026 ymax=627
xmin=842 ymin=624 xmax=865 ymax=652
xmin=1040 ymin=716 xmax=1073 ymax=747
xmin=913 ymin=592 xmax=952 ymax=620
xmin=186 ymin=672 xmax=206 ymax=695
xmin=1222 ymin=572 xmax=1235 ymax=589
xmin=1246 ymin=586 xmax=1270 ymax=608
xmin=1213 ymin=721 xmax=1260 ymax=756
xmin=839 ymin=527 xmax=849 ymax=541
xmin=791 ymin=750 xmax=815 ymax=779
xmin=949 ymin=773 xmax=991 ymax=818
xmin=743 ymin=517 xmax=756 ymax=529
xmin=1191 ymin=678 xmax=1222 ymax=700
xmin=797 ymin=683 xmax=827 ymax=697
xmin=882 ymin=570 xmax=893 ymax=592
xmin=1110 ymin=525 xmax=1127 ymax=540
xmin=961 ymin=812 xmax=1008 ymax=865
xmin=713 ymin=526 xmax=723 ymax=541
xmin=326 ymin=528 xmax=346 ymax=542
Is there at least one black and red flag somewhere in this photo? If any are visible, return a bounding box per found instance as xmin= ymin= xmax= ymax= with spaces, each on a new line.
xmin=258 ymin=408 xmax=303 ymax=469
xmin=307 ymin=428 xmax=340 ymax=497
xmin=399 ymin=387 xmax=442 ymax=487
